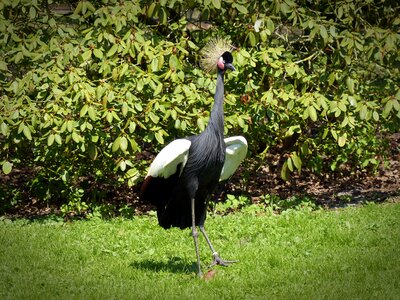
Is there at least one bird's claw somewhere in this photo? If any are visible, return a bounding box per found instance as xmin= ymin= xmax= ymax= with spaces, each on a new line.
xmin=209 ymin=253 xmax=238 ymax=267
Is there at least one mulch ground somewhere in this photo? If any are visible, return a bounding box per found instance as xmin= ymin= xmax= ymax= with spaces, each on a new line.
xmin=228 ymin=132 xmax=400 ymax=208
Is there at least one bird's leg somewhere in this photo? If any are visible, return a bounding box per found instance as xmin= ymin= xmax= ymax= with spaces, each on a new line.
xmin=199 ymin=210 xmax=238 ymax=268
xmin=191 ymin=196 xmax=202 ymax=278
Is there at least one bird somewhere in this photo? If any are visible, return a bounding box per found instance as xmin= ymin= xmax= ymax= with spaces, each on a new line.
xmin=139 ymin=38 xmax=248 ymax=278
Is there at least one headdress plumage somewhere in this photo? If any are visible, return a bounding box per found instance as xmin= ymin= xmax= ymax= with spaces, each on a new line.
xmin=200 ymin=37 xmax=233 ymax=73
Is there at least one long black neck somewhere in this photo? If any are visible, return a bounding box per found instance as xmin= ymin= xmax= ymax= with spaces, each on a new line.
xmin=205 ymin=69 xmax=225 ymax=140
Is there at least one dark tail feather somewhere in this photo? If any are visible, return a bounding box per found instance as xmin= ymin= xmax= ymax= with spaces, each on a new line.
xmin=140 ymin=174 xmax=191 ymax=229
xmin=139 ymin=175 xmax=177 ymax=207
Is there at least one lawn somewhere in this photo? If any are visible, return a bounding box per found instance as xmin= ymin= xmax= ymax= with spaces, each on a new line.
xmin=0 ymin=201 xmax=399 ymax=299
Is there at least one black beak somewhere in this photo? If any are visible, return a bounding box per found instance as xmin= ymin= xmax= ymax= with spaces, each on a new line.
xmin=224 ymin=63 xmax=236 ymax=71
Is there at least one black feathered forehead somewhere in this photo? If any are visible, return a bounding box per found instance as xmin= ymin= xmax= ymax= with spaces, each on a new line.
xmin=221 ymin=51 xmax=233 ymax=64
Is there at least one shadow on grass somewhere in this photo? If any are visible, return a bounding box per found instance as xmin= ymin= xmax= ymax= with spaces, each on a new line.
xmin=130 ymin=256 xmax=195 ymax=274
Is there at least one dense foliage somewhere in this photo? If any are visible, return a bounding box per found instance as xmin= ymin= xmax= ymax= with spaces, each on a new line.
xmin=0 ymin=0 xmax=399 ymax=215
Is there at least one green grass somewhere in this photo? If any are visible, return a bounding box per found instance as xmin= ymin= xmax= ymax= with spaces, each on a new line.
xmin=1 ymin=202 xmax=399 ymax=299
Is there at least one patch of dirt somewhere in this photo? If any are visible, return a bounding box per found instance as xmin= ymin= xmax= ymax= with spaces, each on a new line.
xmin=226 ymin=132 xmax=400 ymax=207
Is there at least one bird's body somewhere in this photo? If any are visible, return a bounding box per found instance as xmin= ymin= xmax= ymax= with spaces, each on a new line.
xmin=143 ymin=133 xmax=224 ymax=229
xmin=140 ymin=43 xmax=247 ymax=277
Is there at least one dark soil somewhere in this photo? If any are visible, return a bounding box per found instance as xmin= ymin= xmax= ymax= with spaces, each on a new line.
xmin=227 ymin=132 xmax=400 ymax=208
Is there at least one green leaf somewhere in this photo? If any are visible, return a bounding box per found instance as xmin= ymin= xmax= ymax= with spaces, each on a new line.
xmin=72 ymin=131 xmax=82 ymax=143
xmin=338 ymin=101 xmax=347 ymax=112
xmin=88 ymin=143 xmax=98 ymax=160
xmin=147 ymin=3 xmax=157 ymax=17
xmin=14 ymin=52 xmax=23 ymax=63
xmin=61 ymin=170 xmax=69 ymax=182
xmin=393 ymin=99 xmax=399 ymax=111
xmin=266 ymin=18 xmax=275 ymax=34
xmin=134 ymin=102 xmax=143 ymax=112
xmin=120 ymin=160 xmax=127 ymax=172
xmin=237 ymin=116 xmax=245 ymax=128
xmin=88 ymin=106 xmax=97 ymax=121
xmin=346 ymin=77 xmax=355 ymax=94
xmin=319 ymin=25 xmax=328 ymax=44
xmin=291 ymin=152 xmax=302 ymax=172
xmin=80 ymin=104 xmax=88 ymax=117
xmin=308 ymin=106 xmax=317 ymax=121
xmin=48 ymin=134 xmax=55 ymax=146
xmin=338 ymin=133 xmax=347 ymax=147
xmin=197 ymin=118 xmax=205 ymax=131
xmin=1 ymin=122 xmax=9 ymax=136
xmin=235 ymin=3 xmax=248 ymax=14
xmin=112 ymin=67 xmax=119 ymax=81
xmin=212 ymin=0 xmax=221 ymax=9
xmin=359 ymin=105 xmax=367 ymax=120
xmin=149 ymin=112 xmax=159 ymax=124
xmin=329 ymin=25 xmax=337 ymax=38
xmin=187 ymin=41 xmax=198 ymax=50
xmin=287 ymin=157 xmax=294 ymax=172
xmin=120 ymin=64 xmax=129 ymax=79
xmin=159 ymin=7 xmax=167 ymax=25
xmin=112 ymin=137 xmax=121 ymax=152
xmin=23 ymin=125 xmax=32 ymax=140
xmin=120 ymin=136 xmax=128 ymax=152
xmin=107 ymin=44 xmax=118 ymax=57
xmin=82 ymin=50 xmax=92 ymax=61
xmin=2 ymin=161 xmax=12 ymax=175
xmin=85 ymin=1 xmax=96 ymax=12
xmin=91 ymin=135 xmax=99 ymax=143
xmin=125 ymin=168 xmax=139 ymax=186
xmin=155 ymin=131 xmax=164 ymax=144
xmin=93 ymin=49 xmax=103 ymax=59
xmin=153 ymin=83 xmax=163 ymax=96
xmin=151 ymin=58 xmax=159 ymax=72
xmin=281 ymin=161 xmax=289 ymax=181
xmin=169 ymin=55 xmax=178 ymax=69
xmin=55 ymin=134 xmax=62 ymax=145
xmin=248 ymin=32 xmax=256 ymax=47
xmin=328 ymin=72 xmax=336 ymax=85
xmin=0 ymin=60 xmax=7 ymax=72
xmin=331 ymin=129 xmax=338 ymax=140
xmin=180 ymin=120 xmax=187 ymax=130
xmin=106 ymin=111 xmax=113 ymax=123
xmin=121 ymin=102 xmax=128 ymax=117
xmin=301 ymin=142 xmax=309 ymax=155
xmin=128 ymin=137 xmax=139 ymax=151
xmin=29 ymin=6 xmax=36 ymax=19
xmin=383 ymin=100 xmax=393 ymax=117
xmin=129 ymin=121 xmax=136 ymax=133
xmin=136 ymin=79 xmax=144 ymax=91
xmin=348 ymin=96 xmax=357 ymax=107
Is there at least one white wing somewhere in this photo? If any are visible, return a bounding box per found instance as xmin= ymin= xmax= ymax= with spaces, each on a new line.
xmin=147 ymin=139 xmax=191 ymax=179
xmin=220 ymin=136 xmax=248 ymax=181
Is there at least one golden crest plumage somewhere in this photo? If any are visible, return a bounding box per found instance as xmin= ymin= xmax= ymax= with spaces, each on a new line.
xmin=200 ymin=37 xmax=233 ymax=73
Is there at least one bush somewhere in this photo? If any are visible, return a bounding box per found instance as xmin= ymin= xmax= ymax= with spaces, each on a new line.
xmin=0 ymin=0 xmax=399 ymax=214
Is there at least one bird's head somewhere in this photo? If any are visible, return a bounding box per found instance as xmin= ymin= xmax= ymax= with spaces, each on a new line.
xmin=217 ymin=51 xmax=235 ymax=72
xmin=201 ymin=38 xmax=235 ymax=73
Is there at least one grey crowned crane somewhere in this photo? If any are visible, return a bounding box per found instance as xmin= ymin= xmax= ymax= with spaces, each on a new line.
xmin=139 ymin=38 xmax=248 ymax=278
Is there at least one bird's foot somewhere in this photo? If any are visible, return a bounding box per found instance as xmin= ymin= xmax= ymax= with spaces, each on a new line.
xmin=209 ymin=252 xmax=238 ymax=267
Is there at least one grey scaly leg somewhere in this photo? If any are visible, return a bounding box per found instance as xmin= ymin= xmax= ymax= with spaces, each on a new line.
xmin=199 ymin=208 xmax=238 ymax=267
xmin=191 ymin=196 xmax=202 ymax=277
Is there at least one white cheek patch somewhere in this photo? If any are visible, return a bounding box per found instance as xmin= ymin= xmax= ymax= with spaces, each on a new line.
xmin=217 ymin=57 xmax=225 ymax=69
